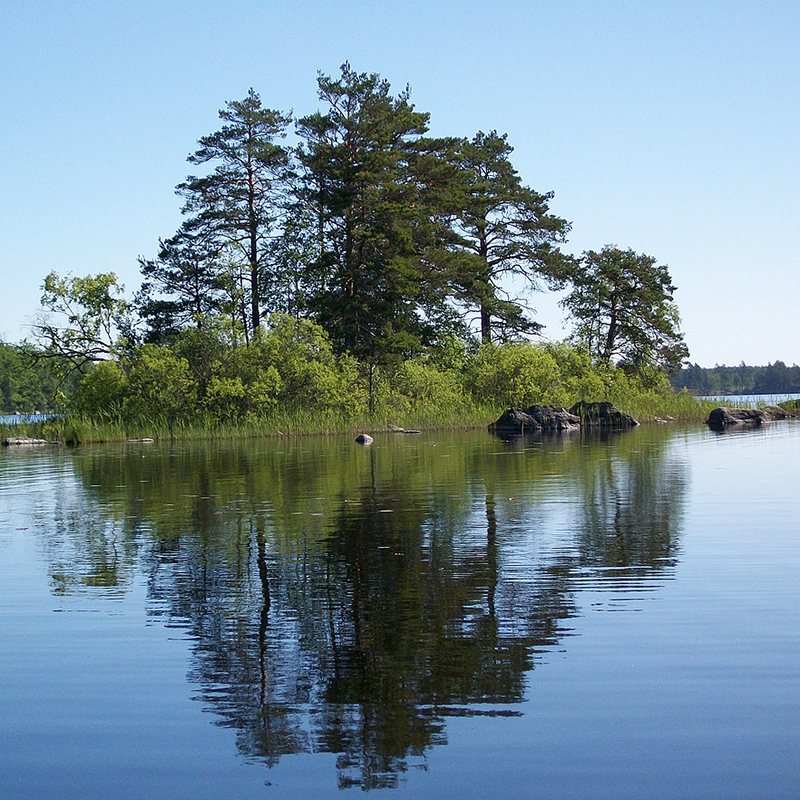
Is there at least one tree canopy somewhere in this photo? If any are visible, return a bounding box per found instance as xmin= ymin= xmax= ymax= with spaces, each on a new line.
xmin=19 ymin=66 xmax=699 ymax=422
xmin=137 ymin=65 xmax=576 ymax=361
xmin=560 ymin=246 xmax=688 ymax=374
xmin=177 ymin=89 xmax=291 ymax=337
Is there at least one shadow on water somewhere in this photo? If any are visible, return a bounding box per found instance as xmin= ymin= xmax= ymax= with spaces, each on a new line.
xmin=24 ymin=426 xmax=688 ymax=790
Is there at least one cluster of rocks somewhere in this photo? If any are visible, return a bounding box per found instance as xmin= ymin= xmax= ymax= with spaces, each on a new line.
xmin=705 ymin=405 xmax=793 ymax=429
xmin=488 ymin=402 xmax=639 ymax=435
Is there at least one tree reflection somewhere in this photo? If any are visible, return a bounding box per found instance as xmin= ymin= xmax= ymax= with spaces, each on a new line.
xmin=39 ymin=427 xmax=686 ymax=788
xmin=572 ymin=431 xmax=687 ymax=570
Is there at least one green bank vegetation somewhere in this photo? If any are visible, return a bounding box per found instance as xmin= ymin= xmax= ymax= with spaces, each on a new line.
xmin=5 ymin=66 xmax=736 ymax=441
xmin=5 ymin=324 xmax=714 ymax=444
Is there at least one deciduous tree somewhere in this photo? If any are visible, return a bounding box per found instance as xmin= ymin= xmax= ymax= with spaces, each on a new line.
xmin=34 ymin=271 xmax=130 ymax=373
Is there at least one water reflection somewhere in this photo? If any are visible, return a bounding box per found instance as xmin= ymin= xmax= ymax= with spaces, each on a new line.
xmin=22 ymin=427 xmax=687 ymax=789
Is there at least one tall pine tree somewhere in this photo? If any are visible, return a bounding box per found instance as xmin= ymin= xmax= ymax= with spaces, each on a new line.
xmin=296 ymin=64 xmax=446 ymax=377
xmin=441 ymin=131 xmax=571 ymax=342
xmin=177 ymin=89 xmax=290 ymax=335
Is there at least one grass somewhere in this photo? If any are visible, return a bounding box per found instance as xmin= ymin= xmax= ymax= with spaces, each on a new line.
xmin=1 ymin=392 xmax=724 ymax=445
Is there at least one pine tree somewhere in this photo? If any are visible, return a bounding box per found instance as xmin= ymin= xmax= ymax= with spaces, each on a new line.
xmin=441 ymin=131 xmax=571 ymax=342
xmin=561 ymin=246 xmax=689 ymax=373
xmin=177 ymin=89 xmax=290 ymax=335
xmin=295 ymin=64 xmax=445 ymax=378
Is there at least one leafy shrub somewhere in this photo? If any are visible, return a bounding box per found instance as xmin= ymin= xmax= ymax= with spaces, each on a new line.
xmin=463 ymin=342 xmax=564 ymax=407
xmin=123 ymin=345 xmax=196 ymax=425
xmin=71 ymin=360 xmax=128 ymax=419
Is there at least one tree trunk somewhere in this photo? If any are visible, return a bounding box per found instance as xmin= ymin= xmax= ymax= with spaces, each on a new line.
xmin=368 ymin=361 xmax=376 ymax=414
xmin=481 ymin=304 xmax=492 ymax=343
xmin=248 ymin=154 xmax=260 ymax=333
xmin=603 ymin=295 xmax=618 ymax=363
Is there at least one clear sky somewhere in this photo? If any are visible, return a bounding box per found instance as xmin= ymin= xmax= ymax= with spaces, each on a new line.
xmin=2 ymin=0 xmax=798 ymax=367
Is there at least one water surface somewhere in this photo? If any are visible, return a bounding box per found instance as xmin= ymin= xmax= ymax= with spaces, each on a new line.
xmin=1 ymin=423 xmax=798 ymax=798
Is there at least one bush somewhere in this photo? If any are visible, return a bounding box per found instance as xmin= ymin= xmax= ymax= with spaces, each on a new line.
xmin=123 ymin=345 xmax=196 ymax=425
xmin=379 ymin=358 xmax=468 ymax=415
xmin=255 ymin=315 xmax=368 ymax=414
xmin=463 ymin=342 xmax=564 ymax=407
xmin=72 ymin=360 xmax=128 ymax=419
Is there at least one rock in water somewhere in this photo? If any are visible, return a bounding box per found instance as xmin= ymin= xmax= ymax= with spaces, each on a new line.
xmin=3 ymin=436 xmax=48 ymax=446
xmin=569 ymin=401 xmax=639 ymax=429
xmin=705 ymin=406 xmax=789 ymax=428
xmin=763 ymin=405 xmax=794 ymax=419
xmin=488 ymin=405 xmax=581 ymax=434
xmin=355 ymin=433 xmax=374 ymax=445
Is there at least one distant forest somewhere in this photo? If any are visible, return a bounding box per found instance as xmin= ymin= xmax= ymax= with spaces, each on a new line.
xmin=670 ymin=362 xmax=800 ymax=396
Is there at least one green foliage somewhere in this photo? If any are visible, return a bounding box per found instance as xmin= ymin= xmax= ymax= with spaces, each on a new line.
xmin=540 ymin=341 xmax=609 ymax=400
xmin=463 ymin=341 xmax=566 ymax=407
xmin=378 ymin=357 xmax=469 ymax=416
xmin=71 ymin=360 xmax=128 ymax=419
xmin=561 ymin=246 xmax=688 ymax=374
xmin=254 ymin=314 xmax=367 ymax=414
xmin=123 ymin=345 xmax=196 ymax=425
xmin=35 ymin=271 xmax=130 ymax=371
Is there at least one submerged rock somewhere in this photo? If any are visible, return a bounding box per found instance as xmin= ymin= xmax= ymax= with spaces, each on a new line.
xmin=488 ymin=405 xmax=581 ymax=434
xmin=705 ymin=406 xmax=790 ymax=428
xmin=569 ymin=401 xmax=639 ymax=429
xmin=355 ymin=433 xmax=374 ymax=445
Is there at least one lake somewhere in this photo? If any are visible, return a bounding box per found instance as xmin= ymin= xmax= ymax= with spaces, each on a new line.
xmin=1 ymin=422 xmax=799 ymax=799
xmin=0 ymin=413 xmax=58 ymax=425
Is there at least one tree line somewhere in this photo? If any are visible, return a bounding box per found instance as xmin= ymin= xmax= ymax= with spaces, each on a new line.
xmin=27 ymin=64 xmax=689 ymax=422
xmin=671 ymin=361 xmax=800 ymax=396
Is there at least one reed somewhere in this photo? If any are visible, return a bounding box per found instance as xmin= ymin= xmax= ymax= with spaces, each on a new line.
xmin=1 ymin=392 xmax=723 ymax=445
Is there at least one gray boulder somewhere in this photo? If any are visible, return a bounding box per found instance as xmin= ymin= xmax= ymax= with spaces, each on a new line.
xmin=763 ymin=404 xmax=794 ymax=419
xmin=355 ymin=433 xmax=374 ymax=445
xmin=705 ymin=406 xmax=790 ymax=428
xmin=569 ymin=401 xmax=639 ymax=429
xmin=488 ymin=405 xmax=581 ymax=434
xmin=3 ymin=436 xmax=48 ymax=446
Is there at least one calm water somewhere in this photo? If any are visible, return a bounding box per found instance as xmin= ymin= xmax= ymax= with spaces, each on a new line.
xmin=1 ymin=423 xmax=799 ymax=799
xmin=0 ymin=413 xmax=57 ymax=425
xmin=698 ymin=392 xmax=800 ymax=405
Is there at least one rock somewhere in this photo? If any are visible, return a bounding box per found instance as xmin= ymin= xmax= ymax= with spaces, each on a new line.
xmin=126 ymin=438 xmax=155 ymax=443
xmin=569 ymin=401 xmax=639 ymax=429
xmin=488 ymin=405 xmax=581 ymax=434
xmin=705 ymin=406 xmax=789 ymax=427
xmin=3 ymin=436 xmax=48 ymax=446
xmin=355 ymin=433 xmax=374 ymax=445
xmin=763 ymin=405 xmax=793 ymax=419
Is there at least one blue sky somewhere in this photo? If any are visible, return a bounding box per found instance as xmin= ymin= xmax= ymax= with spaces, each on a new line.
xmin=2 ymin=0 xmax=798 ymax=366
